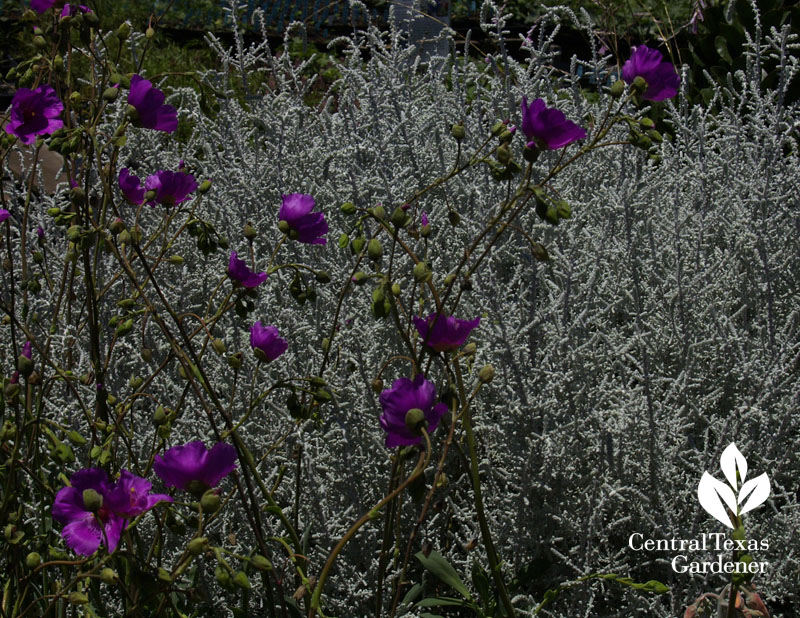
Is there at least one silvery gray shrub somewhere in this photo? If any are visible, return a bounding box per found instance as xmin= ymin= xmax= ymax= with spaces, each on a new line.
xmin=1 ymin=0 xmax=799 ymax=616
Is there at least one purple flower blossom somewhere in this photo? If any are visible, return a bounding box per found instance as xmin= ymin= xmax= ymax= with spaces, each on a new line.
xmin=52 ymin=468 xmax=170 ymax=556
xmin=520 ymin=97 xmax=586 ymax=150
xmin=61 ymin=4 xmax=91 ymax=17
xmin=127 ymin=75 xmax=178 ymax=133
xmin=144 ymin=170 xmax=197 ymax=207
xmin=379 ymin=375 xmax=448 ymax=447
xmin=0 ymin=209 xmax=9 ymax=223
xmin=30 ymin=0 xmax=57 ymax=12
xmin=105 ymin=469 xmax=172 ymax=518
xmin=622 ymin=45 xmax=681 ymax=101
xmin=36 ymin=226 xmax=45 ymax=240
xmin=250 ymin=322 xmax=288 ymax=362
xmin=5 ymin=85 xmax=64 ymax=145
xmin=227 ymin=251 xmax=268 ymax=288
xmin=413 ymin=313 xmax=480 ymax=353
xmin=153 ymin=441 xmax=237 ymax=491
xmin=21 ymin=341 xmax=32 ymax=359
xmin=118 ymin=168 xmax=145 ymax=205
xmin=278 ymin=193 xmax=328 ymax=245
xmin=421 ymin=212 xmax=429 ymax=227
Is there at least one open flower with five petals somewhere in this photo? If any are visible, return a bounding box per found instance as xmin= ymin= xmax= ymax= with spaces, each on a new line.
xmin=153 ymin=441 xmax=237 ymax=494
xmin=413 ymin=313 xmax=480 ymax=352
xmin=278 ymin=193 xmax=328 ymax=245
xmin=520 ymin=97 xmax=586 ymax=150
xmin=379 ymin=375 xmax=448 ymax=447
xmin=622 ymin=45 xmax=680 ymax=101
xmin=5 ymin=85 xmax=64 ymax=145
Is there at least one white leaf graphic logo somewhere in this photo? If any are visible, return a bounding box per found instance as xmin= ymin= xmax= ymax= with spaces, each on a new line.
xmin=720 ymin=443 xmax=747 ymax=488
xmin=739 ymin=472 xmax=770 ymax=515
xmin=698 ymin=471 xmax=737 ymax=529
xmin=697 ymin=442 xmax=770 ymax=528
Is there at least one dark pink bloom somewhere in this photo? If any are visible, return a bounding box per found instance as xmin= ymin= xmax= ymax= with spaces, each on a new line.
xmin=21 ymin=341 xmax=32 ymax=359
xmin=52 ymin=468 xmax=171 ymax=556
xmin=127 ymin=75 xmax=178 ymax=133
xmin=622 ymin=45 xmax=680 ymax=101
xmin=250 ymin=322 xmax=288 ymax=362
xmin=421 ymin=212 xmax=429 ymax=226
xmin=118 ymin=168 xmax=145 ymax=205
xmin=61 ymin=4 xmax=90 ymax=17
xmin=104 ymin=469 xmax=172 ymax=517
xmin=5 ymin=85 xmax=64 ymax=145
xmin=227 ymin=251 xmax=268 ymax=288
xmin=36 ymin=226 xmax=45 ymax=240
xmin=153 ymin=441 xmax=237 ymax=491
xmin=0 ymin=209 xmax=9 ymax=223
xmin=31 ymin=0 xmax=57 ymax=12
xmin=144 ymin=170 xmax=197 ymax=206
xmin=413 ymin=313 xmax=480 ymax=352
xmin=379 ymin=375 xmax=448 ymax=447
xmin=278 ymin=193 xmax=328 ymax=245
xmin=520 ymin=97 xmax=586 ymax=150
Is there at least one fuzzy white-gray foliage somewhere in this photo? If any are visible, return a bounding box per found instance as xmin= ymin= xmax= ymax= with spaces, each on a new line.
xmin=3 ymin=0 xmax=800 ymax=616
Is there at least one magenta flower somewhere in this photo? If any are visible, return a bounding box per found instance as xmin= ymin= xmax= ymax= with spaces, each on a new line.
xmin=61 ymin=4 xmax=91 ymax=17
xmin=413 ymin=313 xmax=480 ymax=353
xmin=36 ymin=226 xmax=45 ymax=240
xmin=21 ymin=341 xmax=32 ymax=359
xmin=118 ymin=168 xmax=145 ymax=205
xmin=127 ymin=75 xmax=178 ymax=133
xmin=144 ymin=170 xmax=197 ymax=207
xmin=31 ymin=0 xmax=57 ymax=12
xmin=250 ymin=322 xmax=288 ymax=362
xmin=104 ymin=469 xmax=172 ymax=518
xmin=622 ymin=45 xmax=681 ymax=101
xmin=278 ymin=193 xmax=328 ymax=245
xmin=520 ymin=97 xmax=586 ymax=150
xmin=227 ymin=251 xmax=268 ymax=288
xmin=379 ymin=375 xmax=448 ymax=447
xmin=0 ymin=209 xmax=9 ymax=223
xmin=5 ymin=85 xmax=64 ymax=145
xmin=52 ymin=468 xmax=169 ymax=556
xmin=153 ymin=441 xmax=237 ymax=492
xmin=421 ymin=212 xmax=429 ymax=226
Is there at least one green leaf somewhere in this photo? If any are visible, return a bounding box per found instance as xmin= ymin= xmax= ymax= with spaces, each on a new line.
xmin=714 ymin=35 xmax=733 ymax=65
xmin=416 ymin=597 xmax=470 ymax=607
xmin=415 ymin=550 xmax=472 ymax=601
xmin=399 ymin=583 xmax=423 ymax=609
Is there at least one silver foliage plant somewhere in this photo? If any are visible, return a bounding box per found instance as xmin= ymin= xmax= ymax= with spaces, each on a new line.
xmin=2 ymin=0 xmax=799 ymax=615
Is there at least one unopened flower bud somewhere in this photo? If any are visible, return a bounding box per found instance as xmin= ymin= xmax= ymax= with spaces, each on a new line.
xmin=496 ymin=144 xmax=511 ymax=165
xmin=372 ymin=204 xmax=386 ymax=220
xmin=632 ymin=75 xmax=647 ymax=94
xmin=232 ymin=571 xmax=251 ymax=589
xmin=118 ymin=229 xmax=131 ymax=245
xmin=523 ymin=145 xmax=540 ymax=163
xmin=463 ymin=342 xmax=477 ymax=355
xmin=647 ymin=129 xmax=662 ymax=143
xmin=372 ymin=378 xmax=384 ymax=393
xmin=404 ymin=408 xmax=427 ymax=434
xmin=478 ymin=364 xmax=495 ymax=384
xmin=117 ymin=22 xmax=131 ymax=41
xmin=17 ymin=355 xmax=34 ymax=377
xmin=391 ymin=207 xmax=409 ymax=228
xmin=321 ymin=337 xmax=330 ymax=351
xmin=153 ymin=405 xmax=168 ymax=426
xmin=168 ymin=255 xmax=184 ymax=265
xmin=451 ymin=123 xmax=465 ymax=140
xmin=200 ymin=490 xmax=221 ymax=514
xmin=340 ymin=201 xmax=356 ymax=215
xmin=391 ymin=283 xmax=401 ymax=296
xmin=33 ymin=36 xmax=47 ymax=50
xmin=315 ymin=270 xmax=330 ymax=283
xmin=84 ymin=11 xmax=99 ymax=26
xmin=352 ymin=271 xmax=368 ymax=286
xmin=26 ymin=552 xmax=41 ymax=569
xmin=146 ymin=27 xmax=155 ymax=39
xmin=82 ymin=488 xmax=103 ymax=512
xmin=444 ymin=273 xmax=456 ymax=286
xmin=70 ymin=186 xmax=85 ymax=204
xmin=130 ymin=227 xmax=143 ymax=244
xmin=100 ymin=568 xmax=116 ymax=584
xmin=499 ymin=129 xmax=514 ymax=144
xmin=367 ymin=238 xmax=383 ymax=261
xmin=197 ymin=179 xmax=212 ymax=194
xmin=127 ymin=104 xmax=139 ymax=121
xmin=610 ymin=79 xmax=625 ymax=98
xmin=556 ymin=200 xmax=572 ymax=219
xmin=102 ymin=87 xmax=119 ymax=101
xmin=227 ymin=353 xmax=243 ymax=370
xmin=250 ymin=554 xmax=272 ymax=570
xmin=69 ymin=592 xmax=89 ymax=605
xmin=491 ymin=121 xmax=505 ymax=136
xmin=278 ymin=220 xmax=291 ymax=235
xmin=109 ymin=218 xmax=124 ymax=234
xmin=243 ymin=222 xmax=257 ymax=240
xmin=187 ymin=536 xmax=208 ymax=556
xmin=143 ymin=190 xmax=156 ymax=202
xmin=413 ymin=261 xmax=432 ymax=283
xmin=47 ymin=207 xmax=61 ymax=217
xmin=448 ymin=211 xmax=460 ymax=226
